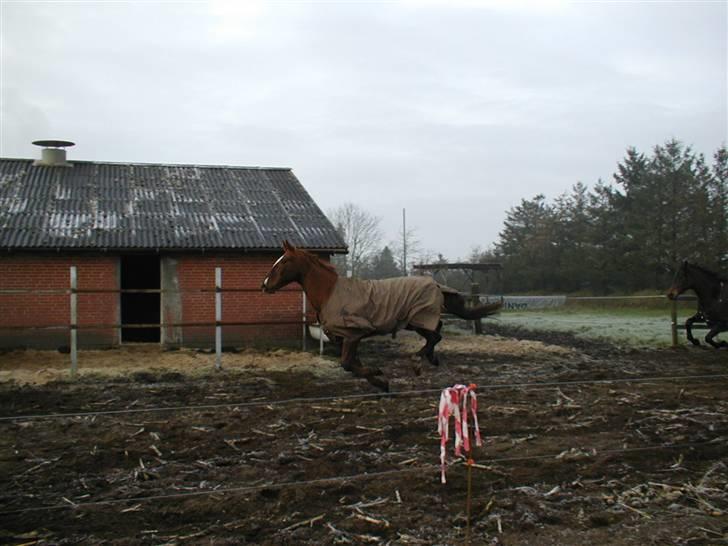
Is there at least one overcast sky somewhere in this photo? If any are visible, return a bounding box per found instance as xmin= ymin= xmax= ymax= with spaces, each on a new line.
xmin=1 ymin=0 xmax=726 ymax=260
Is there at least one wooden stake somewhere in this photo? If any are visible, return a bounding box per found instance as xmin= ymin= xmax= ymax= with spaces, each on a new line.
xmin=320 ymin=323 xmax=324 ymax=355
xmin=302 ymin=291 xmax=307 ymax=351
xmin=670 ymin=298 xmax=678 ymax=348
xmin=70 ymin=266 xmax=78 ymax=377
xmin=465 ymin=455 xmax=473 ymax=545
xmin=215 ymin=267 xmax=222 ymax=370
xmin=470 ymin=284 xmax=482 ymax=335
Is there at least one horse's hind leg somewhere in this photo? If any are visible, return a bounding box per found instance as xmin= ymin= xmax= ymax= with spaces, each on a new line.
xmin=705 ymin=325 xmax=728 ymax=349
xmin=341 ymin=338 xmax=389 ymax=391
xmin=413 ymin=325 xmax=443 ymax=374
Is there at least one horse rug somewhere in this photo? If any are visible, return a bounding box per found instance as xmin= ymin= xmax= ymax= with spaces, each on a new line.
xmin=319 ymin=276 xmax=458 ymax=339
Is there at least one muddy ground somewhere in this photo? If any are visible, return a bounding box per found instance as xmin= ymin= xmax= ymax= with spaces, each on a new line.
xmin=0 ymin=324 xmax=726 ymax=545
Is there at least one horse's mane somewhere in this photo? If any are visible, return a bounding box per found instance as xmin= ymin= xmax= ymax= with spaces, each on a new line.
xmin=297 ymin=248 xmax=339 ymax=276
xmin=686 ymin=261 xmax=727 ymax=282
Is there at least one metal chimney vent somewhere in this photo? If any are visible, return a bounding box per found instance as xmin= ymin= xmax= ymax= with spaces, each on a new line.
xmin=32 ymin=140 xmax=75 ymax=167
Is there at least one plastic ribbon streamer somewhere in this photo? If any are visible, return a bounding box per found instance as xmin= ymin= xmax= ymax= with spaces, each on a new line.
xmin=438 ymin=383 xmax=482 ymax=484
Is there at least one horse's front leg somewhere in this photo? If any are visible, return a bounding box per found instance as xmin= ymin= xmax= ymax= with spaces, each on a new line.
xmin=340 ymin=338 xmax=389 ymax=391
xmin=685 ymin=313 xmax=702 ymax=346
xmin=340 ymin=337 xmax=359 ymax=372
xmin=341 ymin=338 xmax=384 ymax=375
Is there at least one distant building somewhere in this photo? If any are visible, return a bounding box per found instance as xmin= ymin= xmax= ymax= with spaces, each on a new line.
xmin=0 ymin=142 xmax=346 ymax=349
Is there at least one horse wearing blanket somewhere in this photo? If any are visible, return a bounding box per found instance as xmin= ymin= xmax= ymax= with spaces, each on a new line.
xmin=261 ymin=241 xmax=501 ymax=391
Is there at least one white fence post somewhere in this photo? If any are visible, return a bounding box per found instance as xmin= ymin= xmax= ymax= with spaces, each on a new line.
xmin=70 ymin=266 xmax=78 ymax=377
xmin=215 ymin=267 xmax=222 ymax=370
xmin=302 ymin=291 xmax=307 ymax=351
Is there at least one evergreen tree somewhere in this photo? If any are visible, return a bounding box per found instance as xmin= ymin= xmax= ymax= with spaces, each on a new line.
xmin=497 ymin=195 xmax=558 ymax=292
xmin=709 ymin=146 xmax=728 ymax=269
xmin=553 ymin=182 xmax=591 ymax=292
xmin=648 ymin=140 xmax=702 ymax=287
xmin=363 ymin=246 xmax=401 ymax=279
xmin=611 ymin=146 xmax=653 ymax=290
xmin=586 ymin=181 xmax=628 ymax=293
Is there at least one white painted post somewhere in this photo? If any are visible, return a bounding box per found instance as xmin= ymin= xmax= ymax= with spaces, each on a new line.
xmin=70 ymin=266 xmax=78 ymax=376
xmin=215 ymin=267 xmax=222 ymax=370
xmin=302 ymin=291 xmax=307 ymax=351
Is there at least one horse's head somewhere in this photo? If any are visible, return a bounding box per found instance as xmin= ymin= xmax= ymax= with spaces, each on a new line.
xmin=261 ymin=240 xmax=306 ymax=293
xmin=667 ymin=260 xmax=691 ymax=300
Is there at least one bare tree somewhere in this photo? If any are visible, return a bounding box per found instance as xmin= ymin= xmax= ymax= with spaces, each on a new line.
xmin=327 ymin=203 xmax=382 ymax=277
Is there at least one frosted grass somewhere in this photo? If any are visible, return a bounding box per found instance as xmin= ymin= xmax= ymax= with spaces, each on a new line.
xmin=492 ymin=309 xmax=681 ymax=348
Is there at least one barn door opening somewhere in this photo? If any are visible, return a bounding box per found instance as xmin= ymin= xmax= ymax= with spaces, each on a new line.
xmin=121 ymin=255 xmax=160 ymax=343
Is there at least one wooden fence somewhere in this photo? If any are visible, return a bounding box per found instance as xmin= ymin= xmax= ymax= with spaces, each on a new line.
xmin=1 ymin=267 xmax=706 ymax=377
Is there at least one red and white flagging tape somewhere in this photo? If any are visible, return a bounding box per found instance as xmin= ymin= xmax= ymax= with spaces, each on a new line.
xmin=438 ymin=383 xmax=482 ymax=484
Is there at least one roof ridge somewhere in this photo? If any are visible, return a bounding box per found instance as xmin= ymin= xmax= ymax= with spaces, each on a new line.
xmin=0 ymin=157 xmax=292 ymax=171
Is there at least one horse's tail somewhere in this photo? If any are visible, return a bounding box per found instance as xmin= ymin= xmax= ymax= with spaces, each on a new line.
xmin=442 ymin=290 xmax=502 ymax=320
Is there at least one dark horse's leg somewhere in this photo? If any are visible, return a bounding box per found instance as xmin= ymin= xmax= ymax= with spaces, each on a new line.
xmin=412 ymin=321 xmax=443 ymax=375
xmin=341 ymin=338 xmax=389 ymax=391
xmin=685 ymin=312 xmax=703 ymax=346
xmin=705 ymin=323 xmax=728 ymax=349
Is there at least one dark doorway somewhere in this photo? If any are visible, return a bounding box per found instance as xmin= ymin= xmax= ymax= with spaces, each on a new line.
xmin=121 ymin=255 xmax=160 ymax=343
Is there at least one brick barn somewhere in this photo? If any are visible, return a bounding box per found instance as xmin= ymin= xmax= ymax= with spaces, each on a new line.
xmin=0 ymin=143 xmax=346 ymax=349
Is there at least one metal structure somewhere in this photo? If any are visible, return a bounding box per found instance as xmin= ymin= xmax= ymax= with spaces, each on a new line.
xmin=31 ymin=140 xmax=75 ymax=167
xmin=413 ymin=262 xmax=503 ymax=334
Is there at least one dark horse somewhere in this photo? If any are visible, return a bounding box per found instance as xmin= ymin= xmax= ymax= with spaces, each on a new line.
xmin=667 ymin=260 xmax=728 ymax=348
xmin=261 ymin=241 xmax=501 ymax=391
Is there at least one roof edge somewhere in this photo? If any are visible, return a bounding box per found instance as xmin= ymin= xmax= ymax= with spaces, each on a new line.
xmin=0 ymin=157 xmax=292 ymax=171
xmin=1 ymin=246 xmax=349 ymax=254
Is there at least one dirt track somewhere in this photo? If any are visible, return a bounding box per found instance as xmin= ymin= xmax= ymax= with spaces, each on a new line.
xmin=0 ymin=327 xmax=727 ymax=545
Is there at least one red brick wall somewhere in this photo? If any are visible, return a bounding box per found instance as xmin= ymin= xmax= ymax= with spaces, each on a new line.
xmin=0 ymin=254 xmax=119 ymax=348
xmin=176 ymin=253 xmax=306 ymax=347
xmin=0 ymin=251 xmax=326 ymax=349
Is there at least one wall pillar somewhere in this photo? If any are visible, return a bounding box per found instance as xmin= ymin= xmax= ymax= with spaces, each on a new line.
xmin=161 ymin=256 xmax=183 ymax=347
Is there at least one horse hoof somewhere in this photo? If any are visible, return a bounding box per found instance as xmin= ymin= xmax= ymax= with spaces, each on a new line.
xmin=690 ymin=340 xmax=700 ymax=346
xmin=352 ymin=365 xmax=384 ymax=377
xmin=366 ymin=375 xmax=389 ymax=392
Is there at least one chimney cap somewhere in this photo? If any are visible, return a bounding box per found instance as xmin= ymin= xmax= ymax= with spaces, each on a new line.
xmin=32 ymin=140 xmax=75 ymax=148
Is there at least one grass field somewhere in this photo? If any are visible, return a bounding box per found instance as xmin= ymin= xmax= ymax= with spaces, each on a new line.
xmin=490 ymin=299 xmax=699 ymax=348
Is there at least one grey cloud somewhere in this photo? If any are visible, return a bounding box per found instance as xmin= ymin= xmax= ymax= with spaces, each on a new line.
xmin=1 ymin=1 xmax=725 ymax=259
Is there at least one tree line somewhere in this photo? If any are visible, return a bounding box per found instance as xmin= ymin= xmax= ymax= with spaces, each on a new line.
xmin=328 ymin=139 xmax=726 ymax=295
xmin=492 ymin=139 xmax=727 ymax=294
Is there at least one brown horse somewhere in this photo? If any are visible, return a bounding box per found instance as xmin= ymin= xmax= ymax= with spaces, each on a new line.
xmin=667 ymin=260 xmax=728 ymax=348
xmin=261 ymin=241 xmax=501 ymax=391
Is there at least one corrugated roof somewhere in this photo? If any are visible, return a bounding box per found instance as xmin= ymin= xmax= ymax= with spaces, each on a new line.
xmin=0 ymin=159 xmax=347 ymax=252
